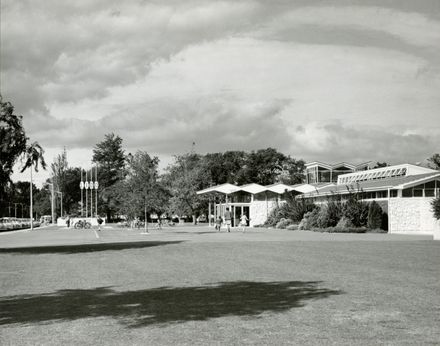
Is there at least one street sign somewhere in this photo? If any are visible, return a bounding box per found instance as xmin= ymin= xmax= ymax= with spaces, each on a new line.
xmin=80 ymin=181 xmax=84 ymax=189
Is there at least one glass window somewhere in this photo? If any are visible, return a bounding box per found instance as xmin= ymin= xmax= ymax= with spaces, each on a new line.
xmin=425 ymin=189 xmax=435 ymax=197
xmin=402 ymin=188 xmax=413 ymax=197
xmin=390 ymin=190 xmax=398 ymax=198
xmin=413 ymin=189 xmax=423 ymax=197
xmin=376 ymin=190 xmax=388 ymax=198
xmin=425 ymin=181 xmax=435 ymax=189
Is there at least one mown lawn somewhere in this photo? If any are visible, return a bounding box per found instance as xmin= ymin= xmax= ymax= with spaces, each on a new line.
xmin=0 ymin=226 xmax=439 ymax=345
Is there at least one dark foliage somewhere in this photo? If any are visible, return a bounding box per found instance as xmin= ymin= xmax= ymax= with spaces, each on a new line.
xmin=367 ymin=201 xmax=383 ymax=229
xmin=342 ymin=193 xmax=369 ymax=227
xmin=432 ymin=196 xmax=440 ymax=220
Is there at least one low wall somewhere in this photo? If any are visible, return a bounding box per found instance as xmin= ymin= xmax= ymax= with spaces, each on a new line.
xmin=389 ymin=198 xmax=435 ymax=234
xmin=58 ymin=217 xmax=106 ymax=227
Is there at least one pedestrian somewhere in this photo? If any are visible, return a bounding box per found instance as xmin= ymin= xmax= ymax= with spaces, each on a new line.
xmin=66 ymin=215 xmax=70 ymax=228
xmin=97 ymin=215 xmax=103 ymax=231
xmin=224 ymin=207 xmax=232 ymax=232
xmin=215 ymin=216 xmax=222 ymax=231
xmin=239 ymin=214 xmax=249 ymax=232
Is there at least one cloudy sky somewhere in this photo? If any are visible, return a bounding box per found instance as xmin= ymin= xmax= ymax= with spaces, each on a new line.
xmin=2 ymin=0 xmax=439 ymax=185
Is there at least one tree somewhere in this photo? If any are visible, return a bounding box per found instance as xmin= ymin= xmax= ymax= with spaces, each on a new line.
xmin=428 ymin=154 xmax=440 ymax=170
xmin=164 ymin=153 xmax=210 ymax=223
xmin=114 ymin=151 xmax=166 ymax=231
xmin=373 ymin=162 xmax=388 ymax=168
xmin=0 ymin=95 xmax=27 ymax=196
xmin=277 ymin=157 xmax=306 ymax=185
xmin=20 ymin=142 xmax=47 ymax=229
xmin=92 ymin=133 xmax=126 ymax=220
xmin=239 ymin=148 xmax=287 ymax=185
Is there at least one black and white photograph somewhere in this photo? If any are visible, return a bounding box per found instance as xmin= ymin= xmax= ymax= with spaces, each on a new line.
xmin=1 ymin=0 xmax=439 ymax=344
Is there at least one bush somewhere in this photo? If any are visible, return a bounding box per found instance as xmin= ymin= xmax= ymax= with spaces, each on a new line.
xmin=265 ymin=205 xmax=287 ymax=227
xmin=432 ymin=196 xmax=440 ymax=220
xmin=311 ymin=227 xmax=368 ymax=233
xmin=342 ymin=194 xmax=369 ymax=227
xmin=335 ymin=216 xmax=355 ymax=229
xmin=265 ymin=197 xmax=318 ymax=227
xmin=298 ymin=207 xmax=321 ymax=230
xmin=284 ymin=195 xmax=318 ymax=222
xmin=367 ymin=201 xmax=383 ymax=229
xmin=286 ymin=224 xmax=298 ymax=230
xmin=315 ymin=199 xmax=343 ymax=228
xmin=275 ymin=218 xmax=293 ymax=229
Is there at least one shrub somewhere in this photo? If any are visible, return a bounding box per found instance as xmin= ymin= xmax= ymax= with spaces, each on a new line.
xmin=342 ymin=194 xmax=369 ymax=227
xmin=286 ymin=224 xmax=298 ymax=230
xmin=315 ymin=198 xmax=343 ymax=228
xmin=335 ymin=216 xmax=355 ymax=229
xmin=284 ymin=194 xmax=318 ymax=222
xmin=265 ymin=205 xmax=287 ymax=227
xmin=298 ymin=207 xmax=321 ymax=230
xmin=265 ymin=196 xmax=318 ymax=226
xmin=311 ymin=227 xmax=368 ymax=233
xmin=367 ymin=201 xmax=383 ymax=229
xmin=275 ymin=218 xmax=293 ymax=229
xmin=432 ymin=196 xmax=440 ymax=220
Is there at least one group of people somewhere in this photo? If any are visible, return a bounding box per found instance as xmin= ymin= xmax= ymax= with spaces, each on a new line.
xmin=214 ymin=207 xmax=249 ymax=233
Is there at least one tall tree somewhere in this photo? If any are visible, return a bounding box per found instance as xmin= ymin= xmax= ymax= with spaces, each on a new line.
xmin=92 ymin=133 xmax=126 ymax=220
xmin=428 ymin=154 xmax=440 ymax=170
xmin=0 ymin=95 xmax=27 ymax=198
xmin=239 ymin=148 xmax=287 ymax=185
xmin=20 ymin=142 xmax=47 ymax=228
xmin=277 ymin=157 xmax=306 ymax=185
xmin=114 ymin=151 xmax=166 ymax=231
xmin=373 ymin=162 xmax=389 ymax=168
xmin=164 ymin=153 xmax=210 ymax=223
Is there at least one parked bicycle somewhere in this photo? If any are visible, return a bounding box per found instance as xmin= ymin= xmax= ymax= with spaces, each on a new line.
xmin=74 ymin=219 xmax=92 ymax=229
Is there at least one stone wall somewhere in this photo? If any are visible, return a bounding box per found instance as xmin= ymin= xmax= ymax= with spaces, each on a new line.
xmin=389 ymin=198 xmax=435 ymax=234
xmin=250 ymin=200 xmax=278 ymax=226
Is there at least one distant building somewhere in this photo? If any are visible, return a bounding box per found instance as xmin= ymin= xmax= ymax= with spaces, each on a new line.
xmin=305 ymin=161 xmax=372 ymax=184
xmin=197 ymin=162 xmax=440 ymax=236
xmin=301 ymin=163 xmax=440 ymax=234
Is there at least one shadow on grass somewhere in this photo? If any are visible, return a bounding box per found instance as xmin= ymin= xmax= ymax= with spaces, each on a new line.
xmin=0 ymin=241 xmax=183 ymax=254
xmin=0 ymin=281 xmax=342 ymax=327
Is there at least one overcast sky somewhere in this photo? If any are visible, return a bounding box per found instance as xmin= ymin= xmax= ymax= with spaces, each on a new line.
xmin=2 ymin=0 xmax=440 ymax=185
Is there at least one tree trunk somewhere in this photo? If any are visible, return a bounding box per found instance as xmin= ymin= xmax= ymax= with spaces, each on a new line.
xmin=193 ymin=214 xmax=197 ymax=225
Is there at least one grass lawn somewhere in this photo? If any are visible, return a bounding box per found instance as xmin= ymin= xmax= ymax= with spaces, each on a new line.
xmin=0 ymin=226 xmax=439 ymax=345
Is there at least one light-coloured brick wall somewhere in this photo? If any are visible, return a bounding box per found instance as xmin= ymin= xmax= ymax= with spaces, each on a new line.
xmin=250 ymin=200 xmax=278 ymax=226
xmin=389 ymin=198 xmax=435 ymax=234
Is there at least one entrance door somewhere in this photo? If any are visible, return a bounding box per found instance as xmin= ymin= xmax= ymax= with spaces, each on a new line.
xmin=233 ymin=205 xmax=250 ymax=226
xmin=243 ymin=206 xmax=250 ymax=226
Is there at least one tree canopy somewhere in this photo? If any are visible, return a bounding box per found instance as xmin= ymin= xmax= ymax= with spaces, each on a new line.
xmin=428 ymin=154 xmax=440 ymax=170
xmin=0 ymin=95 xmax=27 ymax=192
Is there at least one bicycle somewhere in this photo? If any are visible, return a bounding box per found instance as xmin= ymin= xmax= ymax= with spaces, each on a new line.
xmin=74 ymin=219 xmax=92 ymax=229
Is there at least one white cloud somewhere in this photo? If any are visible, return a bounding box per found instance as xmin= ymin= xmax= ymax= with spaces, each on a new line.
xmin=2 ymin=1 xmax=440 ymax=178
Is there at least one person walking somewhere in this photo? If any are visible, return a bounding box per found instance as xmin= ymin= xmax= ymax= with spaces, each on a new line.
xmin=215 ymin=216 xmax=222 ymax=231
xmin=97 ymin=215 xmax=103 ymax=231
xmin=224 ymin=207 xmax=232 ymax=232
xmin=239 ymin=213 xmax=249 ymax=232
xmin=66 ymin=215 xmax=70 ymax=228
